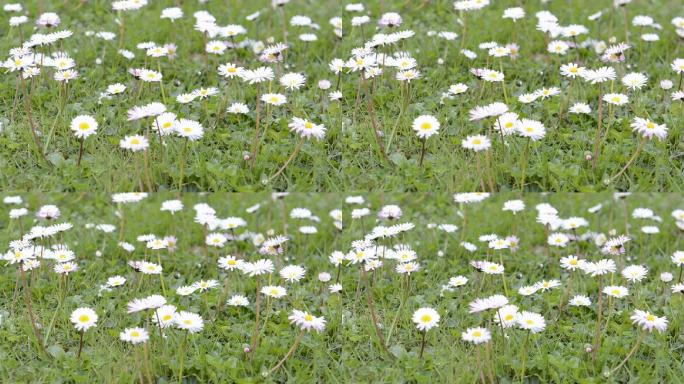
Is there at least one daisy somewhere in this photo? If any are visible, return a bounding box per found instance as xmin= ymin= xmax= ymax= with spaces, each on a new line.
xmin=603 ymin=93 xmax=629 ymax=106
xmin=516 ymin=311 xmax=546 ymax=333
xmin=261 ymin=285 xmax=287 ymax=298
xmin=70 ymin=115 xmax=98 ymax=139
xmin=603 ymin=285 xmax=629 ymax=298
xmin=119 ymin=327 xmax=149 ymax=344
xmin=119 ymin=135 xmax=149 ymax=151
xmin=516 ymin=119 xmax=546 ymax=140
xmin=412 ymin=115 xmax=440 ymax=139
xmin=70 ymin=307 xmax=98 ymax=332
xmin=261 ymin=93 xmax=287 ymax=106
xmin=461 ymin=327 xmax=491 ymax=344
xmin=412 ymin=307 xmax=440 ymax=332
xmin=569 ymin=295 xmax=592 ymax=306
xmin=174 ymin=119 xmax=204 ymax=141
xmin=462 ymin=135 xmax=491 ymax=152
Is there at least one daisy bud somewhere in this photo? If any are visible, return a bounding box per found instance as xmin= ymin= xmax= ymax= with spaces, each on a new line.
xmin=318 ymin=80 xmax=331 ymax=90
xmin=243 ymin=154 xmax=250 ymax=161
xmin=318 ymin=272 xmax=331 ymax=282
xmin=584 ymin=152 xmax=592 ymax=161
xmin=243 ymin=347 xmax=250 ymax=354
xmin=660 ymin=272 xmax=673 ymax=282
xmin=660 ymin=80 xmax=673 ymax=90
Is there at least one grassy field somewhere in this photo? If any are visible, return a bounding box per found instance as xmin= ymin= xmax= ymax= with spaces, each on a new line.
xmin=1 ymin=0 xmax=343 ymax=192
xmin=340 ymin=0 xmax=684 ymax=192
xmin=2 ymin=193 xmax=684 ymax=382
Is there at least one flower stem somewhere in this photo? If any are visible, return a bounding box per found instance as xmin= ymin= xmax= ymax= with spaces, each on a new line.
xmin=610 ymin=138 xmax=646 ymax=183
xmin=609 ymin=331 xmax=645 ymax=375
xmin=519 ymin=139 xmax=530 ymax=192
xmin=177 ymin=139 xmax=189 ymax=194
xmin=177 ymin=333 xmax=188 ymax=384
xmin=77 ymin=329 xmax=85 ymax=360
xmin=519 ymin=332 xmax=530 ymax=383
xmin=268 ymin=138 xmax=304 ymax=183
xmin=269 ymin=330 xmax=304 ymax=374
xmin=249 ymin=277 xmax=261 ymax=358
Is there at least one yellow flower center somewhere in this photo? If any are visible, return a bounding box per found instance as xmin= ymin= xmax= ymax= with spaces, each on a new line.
xmin=79 ymin=315 xmax=90 ymax=323
xmin=131 ymin=138 xmax=140 ymax=145
xmin=304 ymin=314 xmax=313 ymax=321
xmin=131 ymin=331 xmax=140 ymax=337
xmin=421 ymin=314 xmax=432 ymax=323
xmin=472 ymin=331 xmax=481 ymax=337
xmin=473 ymin=139 xmax=482 ymax=145
xmin=79 ymin=122 xmax=90 ymax=130
xmin=646 ymin=314 xmax=655 ymax=321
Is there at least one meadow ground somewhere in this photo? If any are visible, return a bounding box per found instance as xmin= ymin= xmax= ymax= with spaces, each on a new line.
xmin=1 ymin=0 xmax=343 ymax=192
xmin=340 ymin=0 xmax=684 ymax=192
xmin=2 ymin=192 xmax=684 ymax=382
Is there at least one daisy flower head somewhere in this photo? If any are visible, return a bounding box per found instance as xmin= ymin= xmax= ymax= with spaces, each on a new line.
xmin=622 ymin=265 xmax=648 ymax=282
xmin=582 ymin=258 xmax=616 ymax=276
xmin=462 ymin=135 xmax=491 ymax=151
xmin=569 ymin=102 xmax=591 ymax=114
xmin=70 ymin=115 xmax=98 ymax=139
xmin=517 ymin=311 xmax=546 ymax=333
xmin=631 ymin=310 xmax=668 ymax=333
xmin=494 ymin=305 xmax=519 ymax=328
xmin=119 ymin=327 xmax=149 ymax=344
xmin=261 ymin=93 xmax=287 ymax=106
xmin=569 ymin=295 xmax=592 ymax=307
xmin=279 ymin=265 xmax=306 ymax=282
xmin=412 ymin=307 xmax=440 ymax=331
xmin=175 ymin=311 xmax=204 ymax=333
xmin=241 ymin=66 xmax=275 ymax=84
xmin=603 ymin=93 xmax=629 ymax=106
xmin=261 ymin=285 xmax=287 ymax=298
xmin=630 ymin=117 xmax=667 ymax=140
xmin=280 ymin=72 xmax=306 ymax=90
xmin=603 ymin=285 xmax=629 ymax=298
xmin=461 ymin=327 xmax=491 ymax=344
xmin=288 ymin=117 xmax=326 ymax=140
xmin=412 ymin=115 xmax=440 ymax=139
xmin=288 ymin=309 xmax=326 ymax=332
xmin=516 ymin=119 xmax=546 ymax=140
xmin=548 ymin=232 xmax=569 ymax=247
xmin=228 ymin=295 xmax=249 ymax=307
xmin=174 ymin=119 xmax=204 ymax=140
xmin=119 ymin=135 xmax=149 ymax=151
xmin=243 ymin=259 xmax=275 ymax=276
xmin=622 ymin=72 xmax=648 ymax=90
xmin=70 ymin=307 xmax=98 ymax=331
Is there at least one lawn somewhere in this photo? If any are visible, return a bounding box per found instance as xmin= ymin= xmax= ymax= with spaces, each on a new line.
xmin=1 ymin=0 xmax=343 ymax=192
xmin=2 ymin=192 xmax=684 ymax=382
xmin=340 ymin=0 xmax=684 ymax=192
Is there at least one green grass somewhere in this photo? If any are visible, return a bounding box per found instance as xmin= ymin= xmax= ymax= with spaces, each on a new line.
xmin=1 ymin=0 xmax=343 ymax=192
xmin=340 ymin=0 xmax=684 ymax=192
xmin=2 ymin=193 xmax=684 ymax=382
